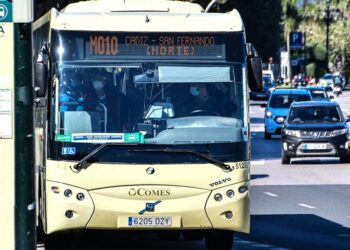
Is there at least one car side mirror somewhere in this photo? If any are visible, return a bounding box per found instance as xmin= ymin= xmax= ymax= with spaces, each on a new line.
xmin=247 ymin=43 xmax=262 ymax=92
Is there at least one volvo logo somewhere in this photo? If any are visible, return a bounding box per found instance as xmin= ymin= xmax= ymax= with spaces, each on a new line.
xmin=146 ymin=167 xmax=155 ymax=175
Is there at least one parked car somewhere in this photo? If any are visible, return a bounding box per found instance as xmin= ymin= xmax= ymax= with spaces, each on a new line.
xmin=281 ymin=101 xmax=350 ymax=164
xmin=250 ymin=76 xmax=275 ymax=100
xmin=264 ymin=89 xmax=312 ymax=139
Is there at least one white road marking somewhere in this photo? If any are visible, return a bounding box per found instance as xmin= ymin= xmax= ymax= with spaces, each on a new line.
xmin=298 ymin=203 xmax=316 ymax=209
xmin=264 ymin=192 xmax=278 ymax=197
xmin=252 ymin=160 xmax=265 ymax=166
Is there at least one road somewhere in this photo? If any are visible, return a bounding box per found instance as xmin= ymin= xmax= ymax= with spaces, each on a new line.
xmin=241 ymin=89 xmax=350 ymax=249
xmin=38 ymin=90 xmax=350 ymax=250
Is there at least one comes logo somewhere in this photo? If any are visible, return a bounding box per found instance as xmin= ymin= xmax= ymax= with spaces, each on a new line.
xmin=128 ymin=188 xmax=170 ymax=197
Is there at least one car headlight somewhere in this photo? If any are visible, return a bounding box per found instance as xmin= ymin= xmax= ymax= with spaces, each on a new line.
xmin=285 ymin=129 xmax=301 ymax=138
xmin=275 ymin=116 xmax=285 ymax=124
xmin=328 ymin=129 xmax=348 ymax=137
xmin=266 ymin=111 xmax=272 ymax=118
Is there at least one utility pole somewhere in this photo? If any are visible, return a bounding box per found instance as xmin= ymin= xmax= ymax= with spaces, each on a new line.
xmin=0 ymin=0 xmax=35 ymax=249
xmin=13 ymin=0 xmax=36 ymax=248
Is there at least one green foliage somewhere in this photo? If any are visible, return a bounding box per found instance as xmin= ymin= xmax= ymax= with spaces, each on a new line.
xmin=306 ymin=63 xmax=316 ymax=77
xmin=282 ymin=0 xmax=350 ymax=79
xmin=313 ymin=44 xmax=326 ymax=61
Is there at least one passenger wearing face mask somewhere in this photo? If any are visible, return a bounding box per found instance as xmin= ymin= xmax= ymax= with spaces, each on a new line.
xmin=59 ymin=71 xmax=84 ymax=111
xmin=84 ymin=73 xmax=120 ymax=131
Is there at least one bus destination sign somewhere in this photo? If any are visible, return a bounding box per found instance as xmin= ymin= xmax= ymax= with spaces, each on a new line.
xmin=86 ymin=33 xmax=225 ymax=60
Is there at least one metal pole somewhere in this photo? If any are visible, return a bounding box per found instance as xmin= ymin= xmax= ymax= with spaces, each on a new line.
xmin=326 ymin=7 xmax=330 ymax=69
xmin=14 ymin=23 xmax=36 ymax=250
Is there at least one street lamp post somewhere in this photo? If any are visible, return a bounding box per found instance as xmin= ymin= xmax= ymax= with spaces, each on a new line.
xmin=320 ymin=0 xmax=341 ymax=69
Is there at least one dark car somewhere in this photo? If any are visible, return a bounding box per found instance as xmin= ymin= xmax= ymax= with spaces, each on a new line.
xmin=281 ymin=101 xmax=350 ymax=164
xmin=250 ymin=76 xmax=275 ymax=100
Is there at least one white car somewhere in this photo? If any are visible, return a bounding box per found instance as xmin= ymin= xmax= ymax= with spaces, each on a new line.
xmin=318 ymin=73 xmax=345 ymax=90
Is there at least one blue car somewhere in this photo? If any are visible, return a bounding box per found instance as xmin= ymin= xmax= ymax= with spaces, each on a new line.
xmin=264 ymin=89 xmax=312 ymax=139
xmin=250 ymin=76 xmax=275 ymax=100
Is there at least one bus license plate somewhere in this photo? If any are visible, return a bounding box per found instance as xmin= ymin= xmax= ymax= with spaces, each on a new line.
xmin=128 ymin=216 xmax=172 ymax=227
xmin=303 ymin=144 xmax=327 ymax=150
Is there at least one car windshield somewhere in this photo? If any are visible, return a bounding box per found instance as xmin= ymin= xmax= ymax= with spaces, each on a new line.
xmin=310 ymin=90 xmax=327 ymax=99
xmin=52 ymin=64 xmax=245 ymax=145
xmin=288 ymin=106 xmax=341 ymax=123
xmin=263 ymin=77 xmax=273 ymax=86
xmin=322 ymin=74 xmax=333 ymax=80
xmin=269 ymin=94 xmax=311 ymax=108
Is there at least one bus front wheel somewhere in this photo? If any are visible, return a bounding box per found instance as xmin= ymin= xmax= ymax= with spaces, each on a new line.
xmin=45 ymin=233 xmax=71 ymax=250
xmin=205 ymin=230 xmax=234 ymax=250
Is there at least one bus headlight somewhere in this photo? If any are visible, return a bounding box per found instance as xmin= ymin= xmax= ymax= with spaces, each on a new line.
xmin=226 ymin=190 xmax=235 ymax=198
xmin=214 ymin=193 xmax=223 ymax=202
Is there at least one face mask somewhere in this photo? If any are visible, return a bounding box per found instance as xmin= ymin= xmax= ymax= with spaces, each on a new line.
xmin=190 ymin=87 xmax=200 ymax=97
xmin=93 ymin=80 xmax=104 ymax=91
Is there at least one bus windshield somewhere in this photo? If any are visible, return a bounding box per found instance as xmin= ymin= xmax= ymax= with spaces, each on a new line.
xmin=52 ymin=63 xmax=244 ymax=145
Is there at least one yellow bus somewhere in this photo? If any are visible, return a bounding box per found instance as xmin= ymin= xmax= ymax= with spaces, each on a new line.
xmin=33 ymin=0 xmax=262 ymax=249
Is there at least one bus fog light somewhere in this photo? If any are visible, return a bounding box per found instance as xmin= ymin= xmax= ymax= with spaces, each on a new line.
xmin=64 ymin=189 xmax=72 ymax=197
xmin=214 ymin=193 xmax=223 ymax=202
xmin=226 ymin=190 xmax=234 ymax=198
xmin=65 ymin=210 xmax=74 ymax=218
xmin=238 ymin=186 xmax=248 ymax=193
xmin=76 ymin=193 xmax=85 ymax=201
xmin=51 ymin=186 xmax=60 ymax=194
xmin=225 ymin=211 xmax=233 ymax=219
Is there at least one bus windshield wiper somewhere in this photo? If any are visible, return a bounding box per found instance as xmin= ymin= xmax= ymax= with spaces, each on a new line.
xmin=72 ymin=143 xmax=138 ymax=172
xmin=131 ymin=148 xmax=232 ymax=172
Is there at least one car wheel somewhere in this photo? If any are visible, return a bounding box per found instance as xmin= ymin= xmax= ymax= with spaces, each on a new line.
xmin=340 ymin=155 xmax=350 ymax=163
xmin=282 ymin=151 xmax=290 ymax=164
xmin=205 ymin=230 xmax=234 ymax=250
xmin=264 ymin=131 xmax=272 ymax=140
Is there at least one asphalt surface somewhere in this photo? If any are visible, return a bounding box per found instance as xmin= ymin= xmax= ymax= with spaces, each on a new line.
xmin=38 ymin=89 xmax=350 ymax=250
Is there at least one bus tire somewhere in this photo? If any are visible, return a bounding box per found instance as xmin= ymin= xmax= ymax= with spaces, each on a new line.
xmin=45 ymin=233 xmax=71 ymax=250
xmin=158 ymin=230 xmax=181 ymax=241
xmin=205 ymin=230 xmax=234 ymax=250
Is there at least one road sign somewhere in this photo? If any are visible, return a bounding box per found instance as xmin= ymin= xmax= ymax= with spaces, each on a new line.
xmin=0 ymin=1 xmax=12 ymax=22
xmin=289 ymin=32 xmax=303 ymax=49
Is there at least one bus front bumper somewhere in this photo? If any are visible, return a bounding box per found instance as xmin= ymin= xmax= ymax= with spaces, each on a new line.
xmin=45 ymin=181 xmax=250 ymax=234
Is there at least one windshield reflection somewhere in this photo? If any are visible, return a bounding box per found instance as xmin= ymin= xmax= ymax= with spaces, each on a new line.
xmin=53 ymin=64 xmax=244 ymax=144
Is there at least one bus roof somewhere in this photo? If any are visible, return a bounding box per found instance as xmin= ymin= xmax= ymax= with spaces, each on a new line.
xmin=39 ymin=0 xmax=244 ymax=32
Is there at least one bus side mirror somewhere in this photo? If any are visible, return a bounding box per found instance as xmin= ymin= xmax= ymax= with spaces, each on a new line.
xmin=34 ymin=62 xmax=48 ymax=98
xmin=246 ymin=43 xmax=262 ymax=92
xmin=34 ymin=44 xmax=49 ymax=98
xmin=248 ymin=57 xmax=263 ymax=92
